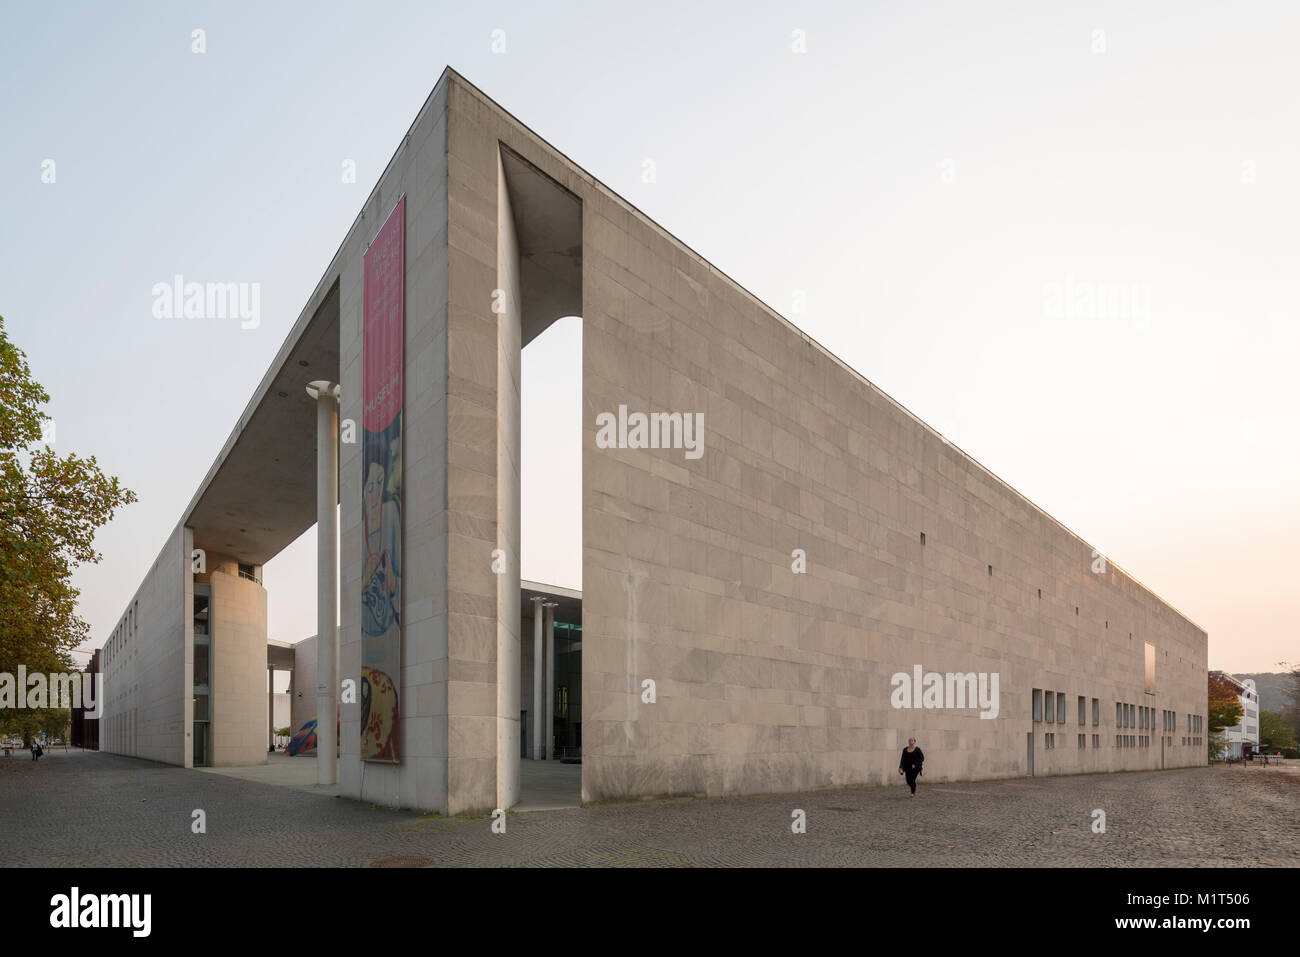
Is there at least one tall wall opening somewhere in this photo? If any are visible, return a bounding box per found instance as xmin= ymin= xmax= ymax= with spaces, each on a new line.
xmin=493 ymin=146 xmax=583 ymax=809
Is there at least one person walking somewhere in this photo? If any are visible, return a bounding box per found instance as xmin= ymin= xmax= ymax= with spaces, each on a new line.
xmin=898 ymin=737 xmax=924 ymax=796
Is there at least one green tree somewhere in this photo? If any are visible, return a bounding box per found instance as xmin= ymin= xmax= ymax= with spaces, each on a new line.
xmin=40 ymin=707 xmax=70 ymax=744
xmin=1208 ymin=672 xmax=1243 ymax=761
xmin=1259 ymin=710 xmax=1296 ymax=751
xmin=1281 ymin=661 xmax=1300 ymax=743
xmin=0 ymin=708 xmax=44 ymax=747
xmin=0 ymin=315 xmax=136 ymax=743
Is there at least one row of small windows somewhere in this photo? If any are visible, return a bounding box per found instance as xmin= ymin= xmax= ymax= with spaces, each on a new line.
xmin=1043 ymin=732 xmax=1185 ymax=751
xmin=1038 ymin=730 xmax=1207 ymax=750
xmin=1032 ymin=690 xmax=1100 ymax=726
xmin=1119 ymin=703 xmax=1162 ymax=729
xmin=106 ymin=600 xmax=139 ymax=666
xmin=1036 ymin=691 xmax=1204 ymax=747
xmin=1117 ymin=703 xmax=1184 ymax=733
xmin=1045 ymin=733 xmax=1106 ymax=750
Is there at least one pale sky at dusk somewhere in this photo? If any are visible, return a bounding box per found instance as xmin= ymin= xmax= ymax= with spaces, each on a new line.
xmin=2 ymin=1 xmax=1295 ymax=675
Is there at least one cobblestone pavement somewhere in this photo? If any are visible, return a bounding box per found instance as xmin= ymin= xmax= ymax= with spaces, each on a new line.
xmin=2 ymin=750 xmax=1297 ymax=867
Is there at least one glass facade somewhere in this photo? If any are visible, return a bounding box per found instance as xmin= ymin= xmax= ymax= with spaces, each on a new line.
xmin=552 ymin=620 xmax=581 ymax=758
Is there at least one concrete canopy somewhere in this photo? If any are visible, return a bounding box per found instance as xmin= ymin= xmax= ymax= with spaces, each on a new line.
xmin=266 ymin=639 xmax=296 ymax=671
xmin=183 ymin=282 xmax=340 ymax=566
xmin=178 ymin=149 xmax=575 ymax=569
xmin=521 ymin=579 xmax=581 ymax=624
xmin=500 ymin=148 xmax=582 ymax=346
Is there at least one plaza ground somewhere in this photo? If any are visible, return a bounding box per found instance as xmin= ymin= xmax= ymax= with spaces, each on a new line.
xmin=2 ymin=750 xmax=1296 ymax=867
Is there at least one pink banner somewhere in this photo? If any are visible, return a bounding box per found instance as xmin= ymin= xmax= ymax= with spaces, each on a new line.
xmin=360 ymin=195 xmax=405 ymax=763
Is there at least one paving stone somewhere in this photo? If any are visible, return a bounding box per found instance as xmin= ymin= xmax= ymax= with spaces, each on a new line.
xmin=2 ymin=751 xmax=1295 ymax=867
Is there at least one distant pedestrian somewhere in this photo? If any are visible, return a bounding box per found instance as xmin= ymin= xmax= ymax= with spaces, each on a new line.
xmin=30 ymin=742 xmax=41 ymax=762
xmin=899 ymin=737 xmax=924 ymax=796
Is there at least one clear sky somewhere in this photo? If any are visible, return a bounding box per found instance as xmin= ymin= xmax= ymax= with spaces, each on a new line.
xmin=2 ymin=1 xmax=1295 ymax=675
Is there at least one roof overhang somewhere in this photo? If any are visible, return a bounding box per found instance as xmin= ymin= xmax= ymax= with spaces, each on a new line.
xmin=183 ymin=281 xmax=340 ymax=565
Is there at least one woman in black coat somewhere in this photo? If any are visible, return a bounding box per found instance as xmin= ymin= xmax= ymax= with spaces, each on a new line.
xmin=898 ymin=737 xmax=924 ymax=796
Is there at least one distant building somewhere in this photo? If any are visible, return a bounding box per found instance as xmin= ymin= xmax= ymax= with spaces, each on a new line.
xmin=69 ymin=648 xmax=100 ymax=750
xmin=1212 ymin=671 xmax=1260 ymax=758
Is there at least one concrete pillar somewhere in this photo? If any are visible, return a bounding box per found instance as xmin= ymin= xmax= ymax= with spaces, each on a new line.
xmin=268 ymin=665 xmax=274 ymax=753
xmin=544 ymin=602 xmax=556 ymax=759
xmin=307 ymin=380 xmax=340 ymax=786
xmin=531 ymin=596 xmax=544 ymax=760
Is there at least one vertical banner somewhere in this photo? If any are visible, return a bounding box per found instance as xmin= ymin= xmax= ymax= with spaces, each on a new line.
xmin=360 ymin=195 xmax=405 ymax=763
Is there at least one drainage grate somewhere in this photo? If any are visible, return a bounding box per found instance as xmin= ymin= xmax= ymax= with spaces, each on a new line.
xmin=368 ymin=855 xmax=436 ymax=868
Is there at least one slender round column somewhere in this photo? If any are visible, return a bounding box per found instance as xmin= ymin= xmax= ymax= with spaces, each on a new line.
xmin=307 ymin=380 xmax=340 ymax=785
xmin=532 ymin=596 xmax=544 ymax=760
xmin=544 ymin=602 xmax=557 ymax=759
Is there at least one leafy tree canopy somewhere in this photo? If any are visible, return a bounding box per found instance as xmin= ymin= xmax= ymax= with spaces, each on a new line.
xmin=0 ymin=315 xmax=136 ymax=681
xmin=1207 ymin=672 xmax=1244 ymax=736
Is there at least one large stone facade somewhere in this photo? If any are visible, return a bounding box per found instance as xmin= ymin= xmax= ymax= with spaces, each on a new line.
xmin=432 ymin=71 xmax=1207 ymax=806
xmin=92 ymin=69 xmax=1207 ymax=814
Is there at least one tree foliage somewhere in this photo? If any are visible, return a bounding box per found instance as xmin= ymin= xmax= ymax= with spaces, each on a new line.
xmin=0 ymin=315 xmax=136 ymax=682
xmin=1206 ymin=672 xmax=1244 ymax=761
xmin=1207 ymin=672 xmax=1244 ymax=735
xmin=1283 ymin=661 xmax=1300 ymax=742
xmin=1258 ymin=710 xmax=1296 ymax=750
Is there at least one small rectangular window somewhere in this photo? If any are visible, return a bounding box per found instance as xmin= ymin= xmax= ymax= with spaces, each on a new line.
xmin=920 ymin=532 xmax=926 ymax=545
xmin=1056 ymin=692 xmax=1066 ymax=724
xmin=1117 ymin=702 xmax=1123 ymax=726
xmin=1092 ymin=698 xmax=1099 ymax=726
xmin=1078 ymin=695 xmax=1086 ymax=726
xmin=1078 ymin=733 xmax=1085 ymax=749
xmin=1045 ymin=691 xmax=1055 ymax=723
xmin=1033 ymin=689 xmax=1042 ymax=721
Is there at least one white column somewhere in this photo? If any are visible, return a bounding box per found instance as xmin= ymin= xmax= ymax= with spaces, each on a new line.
xmin=544 ymin=602 xmax=556 ymax=759
xmin=268 ymin=665 xmax=274 ymax=753
xmin=307 ymin=380 xmax=340 ymax=786
xmin=532 ymin=596 xmax=544 ymax=760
